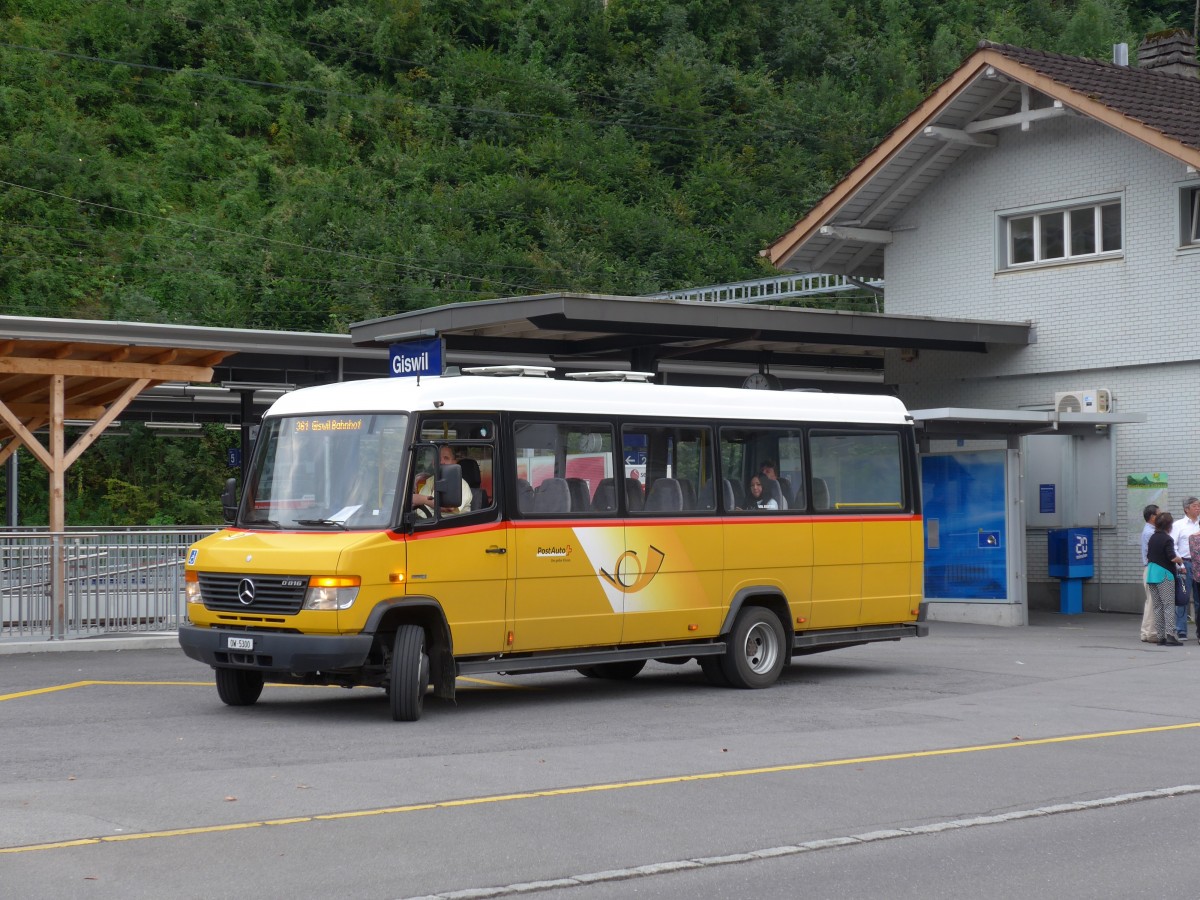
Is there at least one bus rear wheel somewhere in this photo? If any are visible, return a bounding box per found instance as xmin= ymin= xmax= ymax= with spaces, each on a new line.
xmin=720 ymin=607 xmax=785 ymax=689
xmin=390 ymin=624 xmax=429 ymax=722
xmin=215 ymin=668 xmax=264 ymax=706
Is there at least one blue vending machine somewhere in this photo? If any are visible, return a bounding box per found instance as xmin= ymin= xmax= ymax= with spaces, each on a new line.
xmin=1047 ymin=528 xmax=1094 ymax=614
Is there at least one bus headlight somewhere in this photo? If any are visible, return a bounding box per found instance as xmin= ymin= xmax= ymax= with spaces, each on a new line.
xmin=185 ymin=570 xmax=203 ymax=605
xmin=304 ymin=576 xmax=361 ymax=610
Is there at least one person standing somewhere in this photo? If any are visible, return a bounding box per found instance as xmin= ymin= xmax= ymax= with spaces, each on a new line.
xmin=1170 ymin=497 xmax=1200 ymax=639
xmin=1148 ymin=511 xmax=1184 ymax=645
xmin=1140 ymin=504 xmax=1159 ymax=642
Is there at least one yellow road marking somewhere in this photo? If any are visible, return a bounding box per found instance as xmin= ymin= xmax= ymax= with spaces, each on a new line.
xmin=457 ymin=675 xmax=531 ymax=689
xmin=4 ymin=720 xmax=1200 ymax=854
xmin=0 ymin=675 xmax=527 ymax=704
xmin=0 ymin=680 xmax=211 ymax=701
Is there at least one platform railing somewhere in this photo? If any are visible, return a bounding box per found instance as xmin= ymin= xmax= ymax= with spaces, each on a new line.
xmin=0 ymin=528 xmax=217 ymax=640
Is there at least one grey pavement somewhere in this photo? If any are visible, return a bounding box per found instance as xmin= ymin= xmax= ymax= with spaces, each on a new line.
xmin=4 ymin=606 xmax=1198 ymax=900
xmin=0 ymin=631 xmax=181 ymax=654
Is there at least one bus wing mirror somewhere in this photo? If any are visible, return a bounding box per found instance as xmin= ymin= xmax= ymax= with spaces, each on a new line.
xmin=436 ymin=463 xmax=462 ymax=509
xmin=220 ymin=477 xmax=238 ymax=523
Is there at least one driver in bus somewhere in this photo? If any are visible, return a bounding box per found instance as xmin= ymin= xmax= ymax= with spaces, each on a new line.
xmin=412 ymin=444 xmax=473 ymax=515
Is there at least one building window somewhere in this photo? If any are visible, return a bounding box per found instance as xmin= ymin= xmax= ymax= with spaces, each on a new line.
xmin=1180 ymin=186 xmax=1200 ymax=246
xmin=1000 ymin=198 xmax=1121 ymax=269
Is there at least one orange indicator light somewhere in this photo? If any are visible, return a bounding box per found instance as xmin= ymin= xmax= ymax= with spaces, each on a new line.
xmin=309 ymin=575 xmax=361 ymax=588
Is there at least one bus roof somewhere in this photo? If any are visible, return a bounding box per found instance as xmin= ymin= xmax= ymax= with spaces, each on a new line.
xmin=267 ymin=375 xmax=911 ymax=426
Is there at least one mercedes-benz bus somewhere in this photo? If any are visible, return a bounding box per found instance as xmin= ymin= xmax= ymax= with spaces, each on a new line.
xmin=179 ymin=369 xmax=927 ymax=721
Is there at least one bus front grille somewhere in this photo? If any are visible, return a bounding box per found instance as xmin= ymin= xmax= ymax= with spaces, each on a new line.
xmin=198 ymin=573 xmax=308 ymax=614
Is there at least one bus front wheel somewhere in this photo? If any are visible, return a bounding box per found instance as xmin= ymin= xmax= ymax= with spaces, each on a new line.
xmin=390 ymin=625 xmax=429 ymax=722
xmin=215 ymin=668 xmax=264 ymax=706
xmin=720 ymin=607 xmax=785 ymax=689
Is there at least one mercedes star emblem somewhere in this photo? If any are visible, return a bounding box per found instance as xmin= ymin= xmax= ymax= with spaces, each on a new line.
xmin=237 ymin=578 xmax=256 ymax=606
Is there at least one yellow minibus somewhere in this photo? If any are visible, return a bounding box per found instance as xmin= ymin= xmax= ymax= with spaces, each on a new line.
xmin=179 ymin=369 xmax=927 ymax=720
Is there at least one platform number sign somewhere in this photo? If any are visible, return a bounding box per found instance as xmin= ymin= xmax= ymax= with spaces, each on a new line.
xmin=1073 ymin=532 xmax=1089 ymax=560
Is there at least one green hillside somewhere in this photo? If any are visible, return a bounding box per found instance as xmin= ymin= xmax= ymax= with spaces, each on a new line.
xmin=2 ymin=0 xmax=1186 ymax=331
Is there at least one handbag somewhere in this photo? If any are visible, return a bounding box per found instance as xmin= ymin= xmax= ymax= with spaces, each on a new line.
xmin=1176 ymin=571 xmax=1190 ymax=607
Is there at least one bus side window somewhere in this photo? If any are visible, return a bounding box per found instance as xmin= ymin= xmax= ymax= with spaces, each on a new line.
xmin=512 ymin=420 xmax=617 ymax=517
xmin=719 ymin=425 xmax=805 ymax=513
xmin=624 ymin=424 xmax=714 ymax=516
xmin=809 ymin=431 xmax=905 ymax=510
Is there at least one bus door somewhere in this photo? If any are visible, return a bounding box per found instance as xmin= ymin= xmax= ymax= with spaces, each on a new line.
xmin=620 ymin=424 xmax=725 ymax=643
xmin=404 ymin=428 xmax=509 ymax=657
xmin=509 ymin=420 xmax=623 ymax=651
xmin=720 ymin=426 xmax=814 ymax=629
xmin=809 ymin=430 xmax=913 ymax=626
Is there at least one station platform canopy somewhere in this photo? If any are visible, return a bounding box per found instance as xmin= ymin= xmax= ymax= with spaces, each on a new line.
xmin=349 ymin=292 xmax=1034 ymax=389
xmin=910 ymin=407 xmax=1146 ymax=443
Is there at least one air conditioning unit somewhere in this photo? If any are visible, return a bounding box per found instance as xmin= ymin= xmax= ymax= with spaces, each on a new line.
xmin=1054 ymin=388 xmax=1112 ymax=414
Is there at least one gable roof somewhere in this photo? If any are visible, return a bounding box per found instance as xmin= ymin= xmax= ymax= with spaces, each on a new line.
xmin=767 ymin=40 xmax=1200 ymax=275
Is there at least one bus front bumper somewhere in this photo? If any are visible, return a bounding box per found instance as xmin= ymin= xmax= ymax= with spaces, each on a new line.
xmin=178 ymin=625 xmax=375 ymax=673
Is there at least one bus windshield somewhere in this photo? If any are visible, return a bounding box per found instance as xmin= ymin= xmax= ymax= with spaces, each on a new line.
xmin=240 ymin=413 xmax=409 ymax=530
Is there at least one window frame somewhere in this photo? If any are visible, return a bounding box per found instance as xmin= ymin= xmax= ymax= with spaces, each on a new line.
xmin=408 ymin=414 xmax=500 ymax=529
xmin=806 ymin=427 xmax=913 ymax=514
xmin=509 ymin=416 xmax=619 ymax=519
xmin=1178 ymin=183 xmax=1200 ymax=248
xmin=997 ymin=193 xmax=1123 ymax=271
xmin=621 ymin=421 xmax=718 ymax=517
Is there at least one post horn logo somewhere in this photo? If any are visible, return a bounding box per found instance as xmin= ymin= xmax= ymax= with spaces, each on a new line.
xmin=599 ymin=545 xmax=665 ymax=593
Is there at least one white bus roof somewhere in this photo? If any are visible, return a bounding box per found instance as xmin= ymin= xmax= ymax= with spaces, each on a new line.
xmin=267 ymin=375 xmax=911 ymax=425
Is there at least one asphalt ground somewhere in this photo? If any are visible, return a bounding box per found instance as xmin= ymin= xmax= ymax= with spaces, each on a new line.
xmin=2 ymin=611 xmax=1198 ymax=900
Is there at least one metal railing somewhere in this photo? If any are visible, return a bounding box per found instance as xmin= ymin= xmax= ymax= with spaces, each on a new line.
xmin=0 ymin=528 xmax=217 ymax=641
xmin=645 ymin=272 xmax=885 ymax=306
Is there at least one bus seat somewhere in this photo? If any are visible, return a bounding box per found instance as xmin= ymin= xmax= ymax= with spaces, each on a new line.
xmin=729 ymin=479 xmax=745 ymax=509
xmin=644 ymin=478 xmax=683 ymax=512
xmin=812 ymin=477 xmax=831 ymax=511
xmin=777 ymin=476 xmax=795 ymax=507
xmin=678 ymin=478 xmax=697 ymax=510
xmin=624 ymin=478 xmax=645 ymax=511
xmin=592 ymin=479 xmax=618 ymax=512
xmin=516 ymin=478 xmax=534 ymax=513
xmin=696 ymin=480 xmax=715 ymax=510
xmin=532 ymin=477 xmax=571 ymax=513
xmin=459 ymin=457 xmax=489 ymax=508
xmin=722 ymin=478 xmax=736 ymax=511
xmin=566 ymin=477 xmax=592 ymax=512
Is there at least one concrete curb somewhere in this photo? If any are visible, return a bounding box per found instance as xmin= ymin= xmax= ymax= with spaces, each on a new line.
xmin=0 ymin=634 xmax=181 ymax=655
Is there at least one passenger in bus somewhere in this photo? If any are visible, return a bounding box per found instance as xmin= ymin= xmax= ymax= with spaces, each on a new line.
xmin=412 ymin=444 xmax=473 ymax=515
xmin=748 ymin=476 xmax=778 ymax=510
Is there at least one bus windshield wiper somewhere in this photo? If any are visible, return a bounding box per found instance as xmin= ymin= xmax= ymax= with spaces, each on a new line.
xmin=294 ymin=518 xmax=348 ymax=529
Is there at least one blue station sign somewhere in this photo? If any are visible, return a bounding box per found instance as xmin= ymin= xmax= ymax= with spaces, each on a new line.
xmin=389 ymin=337 xmax=444 ymax=378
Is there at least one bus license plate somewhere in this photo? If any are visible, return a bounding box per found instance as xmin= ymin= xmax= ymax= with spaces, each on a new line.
xmin=226 ymin=636 xmax=254 ymax=651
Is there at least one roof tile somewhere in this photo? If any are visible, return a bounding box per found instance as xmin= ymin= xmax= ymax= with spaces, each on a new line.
xmin=980 ymin=40 xmax=1200 ymax=149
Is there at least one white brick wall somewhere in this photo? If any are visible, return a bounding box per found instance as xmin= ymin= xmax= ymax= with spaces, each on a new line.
xmin=884 ymin=115 xmax=1200 ymax=606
